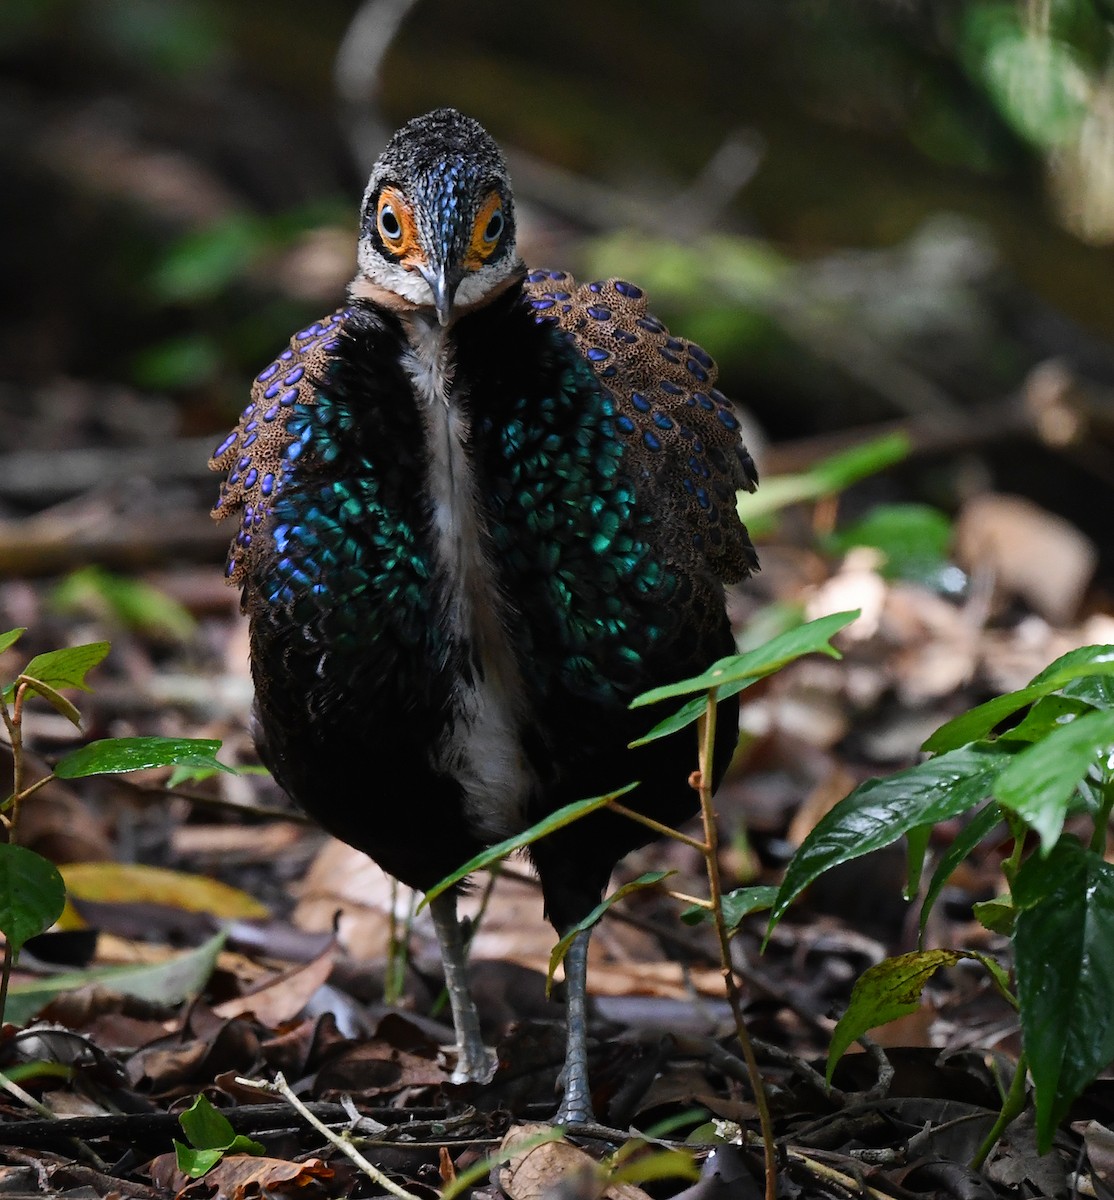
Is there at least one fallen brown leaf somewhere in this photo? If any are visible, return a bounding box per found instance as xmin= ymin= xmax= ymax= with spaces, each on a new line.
xmin=497 ymin=1124 xmax=651 ymax=1200
xmin=211 ymin=939 xmax=336 ymax=1025
xmin=149 ymin=1151 xmax=332 ymax=1199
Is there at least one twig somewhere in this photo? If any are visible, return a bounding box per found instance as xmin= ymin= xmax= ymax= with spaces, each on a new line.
xmin=785 ymin=1147 xmax=895 ymax=1200
xmin=695 ymin=696 xmax=777 ymax=1200
xmin=237 ymin=1073 xmax=422 ymax=1200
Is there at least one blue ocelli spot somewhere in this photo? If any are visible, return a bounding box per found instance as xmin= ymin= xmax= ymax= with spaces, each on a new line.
xmin=716 ymin=408 xmax=739 ymax=430
xmin=643 ymin=431 xmax=662 ymax=451
xmin=630 ymin=392 xmax=651 ymax=412
xmin=685 ymin=360 xmax=709 ymax=382
xmin=613 ymin=280 xmax=643 ymax=298
xmin=213 ymin=432 xmax=237 ymax=457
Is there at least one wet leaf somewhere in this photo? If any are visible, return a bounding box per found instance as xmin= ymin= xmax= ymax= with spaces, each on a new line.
xmin=770 ymin=743 xmax=1011 ymax=933
xmin=1013 ymin=838 xmax=1114 ymax=1152
xmin=54 ymin=736 xmax=233 ymax=779
xmin=681 ymin=885 xmax=777 ymax=929
xmin=994 ymin=709 xmax=1114 ymax=850
xmin=924 ymin=644 xmax=1114 ymax=753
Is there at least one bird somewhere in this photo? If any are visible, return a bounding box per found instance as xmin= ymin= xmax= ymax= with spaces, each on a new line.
xmin=210 ymin=107 xmax=758 ymax=1125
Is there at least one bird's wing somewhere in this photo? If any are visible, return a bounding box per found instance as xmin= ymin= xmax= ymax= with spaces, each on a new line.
xmin=523 ymin=270 xmax=758 ymax=584
xmin=209 ymin=308 xmax=348 ymax=587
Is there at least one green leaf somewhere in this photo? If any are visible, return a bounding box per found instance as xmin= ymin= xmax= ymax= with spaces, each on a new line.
xmin=999 ymin=695 xmax=1094 ymax=743
xmin=1061 ymin=672 xmax=1114 ymax=710
xmin=904 ymin=824 xmax=931 ymax=901
xmin=166 ymin=763 xmax=269 ymax=789
xmin=1013 ymin=838 xmax=1114 ymax=1152
xmin=973 ymin=896 xmax=1016 ymax=935
xmin=0 ymin=629 xmax=26 ymax=655
xmin=631 ymin=610 xmax=858 ymax=709
xmin=994 ymin=709 xmax=1114 ymax=850
xmin=681 ymin=885 xmax=778 ymax=930
xmin=1032 ymin=645 xmax=1114 ymax=687
xmin=925 ymin=645 xmax=1114 ymax=753
xmin=3 ymin=929 xmax=226 ymax=1028
xmin=17 ymin=677 xmax=82 ymax=727
xmin=919 ymin=802 xmax=1004 ymax=936
xmin=53 ymin=567 xmax=196 ymax=642
xmin=54 ymin=737 xmax=233 ymax=779
xmin=769 ymin=742 xmax=1011 ymax=933
xmin=829 ymin=503 xmax=952 ymax=584
xmin=548 ymin=871 xmax=673 ymax=991
xmin=151 ymin=216 xmax=266 ymax=304
xmin=828 ymin=950 xmax=967 ymax=1081
xmin=179 ymin=1094 xmax=265 ymax=1156
xmin=734 ymin=434 xmax=911 ymax=523
xmin=3 ymin=642 xmax=109 ymax=703
xmin=132 ymin=335 xmax=221 ymax=390
xmin=174 ymin=1143 xmax=224 ymax=1179
xmin=965 ymin=7 xmax=1089 ymax=148
xmin=421 ymin=785 xmax=638 ymax=907
xmin=0 ymin=844 xmax=65 ymax=959
xmin=924 ymin=685 xmax=1048 ymax=754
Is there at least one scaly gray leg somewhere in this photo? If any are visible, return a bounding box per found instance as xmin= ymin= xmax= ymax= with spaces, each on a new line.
xmin=429 ymin=891 xmax=496 ymax=1084
xmin=554 ymin=928 xmax=594 ymax=1124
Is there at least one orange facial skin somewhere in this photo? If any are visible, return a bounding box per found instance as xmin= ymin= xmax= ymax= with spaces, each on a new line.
xmin=465 ymin=192 xmax=504 ymax=270
xmin=376 ymin=187 xmax=422 ymax=266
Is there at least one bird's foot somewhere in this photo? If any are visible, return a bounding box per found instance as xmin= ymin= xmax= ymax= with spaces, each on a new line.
xmin=448 ymin=1038 xmax=497 ymax=1086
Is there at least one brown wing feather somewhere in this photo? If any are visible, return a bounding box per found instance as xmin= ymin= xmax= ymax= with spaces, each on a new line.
xmin=523 ymin=271 xmax=758 ymax=584
xmin=209 ymin=308 xmax=348 ymax=587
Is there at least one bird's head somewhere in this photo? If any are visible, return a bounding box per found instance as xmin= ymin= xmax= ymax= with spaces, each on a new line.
xmin=351 ymin=109 xmax=522 ymax=327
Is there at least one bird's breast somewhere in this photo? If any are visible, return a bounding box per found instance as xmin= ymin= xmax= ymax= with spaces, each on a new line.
xmin=402 ymin=322 xmax=535 ymax=842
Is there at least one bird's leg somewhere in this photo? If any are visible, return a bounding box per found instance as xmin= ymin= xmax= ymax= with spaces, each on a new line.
xmin=428 ymin=891 xmax=496 ymax=1084
xmin=554 ymin=927 xmax=595 ymax=1125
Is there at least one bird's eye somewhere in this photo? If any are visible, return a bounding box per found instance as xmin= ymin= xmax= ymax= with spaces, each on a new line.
xmin=483 ymin=208 xmax=504 ymax=244
xmin=378 ymin=202 xmax=403 ymax=241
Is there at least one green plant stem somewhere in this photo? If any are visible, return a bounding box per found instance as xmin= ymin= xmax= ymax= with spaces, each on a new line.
xmin=696 ymin=692 xmax=777 ymax=1200
xmin=1000 ymin=812 xmax=1028 ymax=886
xmin=0 ymin=944 xmax=11 ymax=1030
xmin=970 ymin=1051 xmax=1029 ymax=1172
xmin=1091 ymin=780 xmax=1114 ymax=855
xmin=605 ymin=800 xmax=707 ymax=852
xmin=0 ymin=687 xmax=25 ymax=839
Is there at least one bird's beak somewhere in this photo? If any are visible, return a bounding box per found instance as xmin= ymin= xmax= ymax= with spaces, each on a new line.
xmin=420 ymin=264 xmax=456 ymax=327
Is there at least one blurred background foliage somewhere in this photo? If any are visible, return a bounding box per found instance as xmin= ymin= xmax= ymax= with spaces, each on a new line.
xmin=4 ymin=0 xmax=1114 ymax=571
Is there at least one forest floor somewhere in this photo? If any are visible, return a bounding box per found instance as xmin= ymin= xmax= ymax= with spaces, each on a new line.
xmin=1 ymin=460 xmax=1112 ymax=1200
